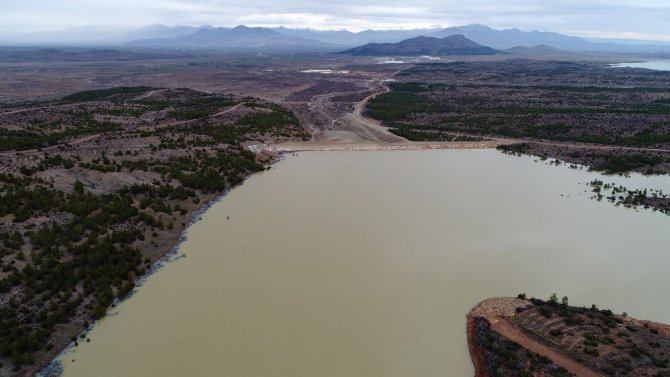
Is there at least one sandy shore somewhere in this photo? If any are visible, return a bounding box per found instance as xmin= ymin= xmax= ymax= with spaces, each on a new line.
xmin=255 ymin=140 xmax=508 ymax=153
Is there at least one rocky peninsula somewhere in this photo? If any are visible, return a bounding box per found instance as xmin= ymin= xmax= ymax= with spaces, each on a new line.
xmin=468 ymin=296 xmax=670 ymax=376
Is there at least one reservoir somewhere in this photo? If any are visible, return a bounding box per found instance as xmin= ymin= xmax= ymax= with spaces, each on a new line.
xmin=55 ymin=150 xmax=670 ymax=377
xmin=610 ymin=60 xmax=670 ymax=71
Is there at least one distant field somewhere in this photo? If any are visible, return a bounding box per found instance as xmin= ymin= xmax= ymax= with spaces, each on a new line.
xmin=366 ymin=60 xmax=670 ymax=174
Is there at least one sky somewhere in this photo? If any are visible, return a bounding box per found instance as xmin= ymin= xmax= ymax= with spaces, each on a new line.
xmin=1 ymin=0 xmax=669 ymax=41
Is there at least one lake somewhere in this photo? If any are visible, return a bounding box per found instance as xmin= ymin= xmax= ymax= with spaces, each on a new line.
xmin=53 ymin=150 xmax=670 ymax=377
xmin=610 ymin=60 xmax=670 ymax=71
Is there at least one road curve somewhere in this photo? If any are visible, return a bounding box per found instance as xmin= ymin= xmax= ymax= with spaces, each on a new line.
xmin=468 ymin=298 xmax=603 ymax=377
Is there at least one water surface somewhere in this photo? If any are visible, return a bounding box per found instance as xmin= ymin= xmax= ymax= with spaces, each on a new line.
xmin=57 ymin=150 xmax=670 ymax=377
xmin=610 ymin=60 xmax=670 ymax=71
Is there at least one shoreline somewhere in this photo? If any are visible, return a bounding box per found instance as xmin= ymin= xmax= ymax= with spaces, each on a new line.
xmin=466 ymin=297 xmax=670 ymax=376
xmin=31 ymin=146 xmax=670 ymax=377
xmin=259 ymin=140 xmax=507 ymax=153
xmin=35 ymin=144 xmax=483 ymax=376
xmin=466 ymin=297 xmax=603 ymax=377
xmin=35 ymin=158 xmax=281 ymax=377
xmin=467 ymin=315 xmax=489 ymax=377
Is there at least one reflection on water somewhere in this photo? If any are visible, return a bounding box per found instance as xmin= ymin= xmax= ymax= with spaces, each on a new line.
xmin=57 ymin=150 xmax=670 ymax=377
xmin=610 ymin=61 xmax=670 ymax=71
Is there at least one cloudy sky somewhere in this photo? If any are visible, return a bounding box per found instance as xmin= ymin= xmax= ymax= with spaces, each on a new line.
xmin=1 ymin=0 xmax=669 ymax=41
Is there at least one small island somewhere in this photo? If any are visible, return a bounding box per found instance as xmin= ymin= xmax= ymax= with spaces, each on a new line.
xmin=467 ymin=296 xmax=670 ymax=376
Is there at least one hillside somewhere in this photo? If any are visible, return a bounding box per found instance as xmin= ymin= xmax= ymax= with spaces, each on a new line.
xmin=0 ymin=86 xmax=310 ymax=376
xmin=503 ymin=44 xmax=590 ymax=59
xmin=468 ymin=296 xmax=670 ymax=376
xmin=339 ymin=34 xmax=497 ymax=56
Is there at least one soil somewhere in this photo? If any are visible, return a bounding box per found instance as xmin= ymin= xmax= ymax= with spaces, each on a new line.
xmin=2 ymin=50 xmax=668 ymax=376
xmin=468 ymin=297 xmax=670 ymax=377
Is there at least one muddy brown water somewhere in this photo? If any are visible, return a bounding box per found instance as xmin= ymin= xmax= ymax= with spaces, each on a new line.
xmin=54 ymin=150 xmax=670 ymax=377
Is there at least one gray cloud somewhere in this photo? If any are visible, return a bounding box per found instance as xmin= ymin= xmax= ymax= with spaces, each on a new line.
xmin=0 ymin=0 xmax=669 ymax=41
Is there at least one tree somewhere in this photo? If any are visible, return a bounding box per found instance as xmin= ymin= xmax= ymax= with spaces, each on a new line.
xmin=561 ymin=296 xmax=569 ymax=306
xmin=74 ymin=181 xmax=84 ymax=195
xmin=548 ymin=293 xmax=558 ymax=306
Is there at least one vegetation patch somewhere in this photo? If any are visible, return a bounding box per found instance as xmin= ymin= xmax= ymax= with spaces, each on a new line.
xmin=60 ymin=86 xmax=153 ymax=103
xmin=0 ymin=86 xmax=309 ymax=375
xmin=513 ymin=293 xmax=670 ymax=377
xmin=476 ymin=316 xmax=573 ymax=376
xmin=588 ymin=180 xmax=670 ymax=215
xmin=369 ymin=60 xmax=670 ymax=174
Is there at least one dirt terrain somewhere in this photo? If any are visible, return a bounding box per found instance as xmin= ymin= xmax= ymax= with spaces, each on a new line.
xmin=265 ymin=77 xmax=512 ymax=152
xmin=0 ymin=52 xmax=515 ymax=377
xmin=0 ymin=50 xmax=518 ymax=153
xmin=1 ymin=49 xmax=669 ymax=376
xmin=0 ymin=86 xmax=310 ymax=376
xmin=468 ymin=297 xmax=670 ymax=377
xmin=364 ymin=60 xmax=670 ymax=175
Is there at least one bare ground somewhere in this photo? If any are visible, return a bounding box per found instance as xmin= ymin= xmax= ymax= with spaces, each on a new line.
xmin=468 ymin=297 xmax=670 ymax=377
xmin=469 ymin=298 xmax=602 ymax=377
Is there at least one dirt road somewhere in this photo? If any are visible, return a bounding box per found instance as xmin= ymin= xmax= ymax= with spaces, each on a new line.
xmin=154 ymin=103 xmax=244 ymax=129
xmin=0 ymin=103 xmax=244 ymax=156
xmin=287 ymin=68 xmax=670 ymax=156
xmin=261 ymin=140 xmax=505 ymax=153
xmin=0 ymin=133 xmax=103 ymax=156
xmin=292 ymin=70 xmax=409 ymax=145
xmin=337 ymin=80 xmax=407 ymax=144
xmin=468 ymin=298 xmax=603 ymax=377
xmin=137 ymin=89 xmax=162 ymax=99
xmin=0 ymin=107 xmax=47 ymax=117
xmin=212 ymin=103 xmax=243 ymax=117
xmin=265 ymin=72 xmax=514 ymax=153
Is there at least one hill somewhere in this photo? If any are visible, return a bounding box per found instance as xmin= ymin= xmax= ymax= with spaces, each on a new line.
xmin=502 ymin=44 xmax=591 ymax=59
xmin=468 ymin=296 xmax=670 ymax=376
xmin=339 ymin=35 xmax=497 ymax=56
xmin=0 ymin=87 xmax=311 ymax=375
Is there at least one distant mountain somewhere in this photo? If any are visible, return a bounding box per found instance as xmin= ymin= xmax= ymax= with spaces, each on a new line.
xmin=1 ymin=25 xmax=199 ymax=46
xmin=430 ymin=24 xmax=591 ymax=50
xmin=340 ymin=35 xmax=497 ymax=56
xmin=3 ymin=23 xmax=670 ymax=53
xmin=125 ymin=24 xmax=199 ymax=40
xmin=272 ymin=27 xmax=438 ymax=46
xmin=275 ymin=24 xmax=670 ymax=53
xmin=430 ymin=24 xmax=670 ymax=53
xmin=128 ymin=25 xmax=336 ymax=51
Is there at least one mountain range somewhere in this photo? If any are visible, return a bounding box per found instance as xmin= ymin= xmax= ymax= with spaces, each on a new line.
xmin=127 ymin=25 xmax=336 ymax=51
xmin=3 ymin=23 xmax=670 ymax=53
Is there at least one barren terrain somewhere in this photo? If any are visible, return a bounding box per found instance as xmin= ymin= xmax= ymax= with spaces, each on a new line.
xmin=0 ymin=86 xmax=308 ymax=376
xmin=365 ymin=60 xmax=670 ymax=174
xmin=469 ymin=297 xmax=670 ymax=377
xmin=1 ymin=48 xmax=670 ymax=376
xmin=0 ymin=50 xmax=513 ymax=377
